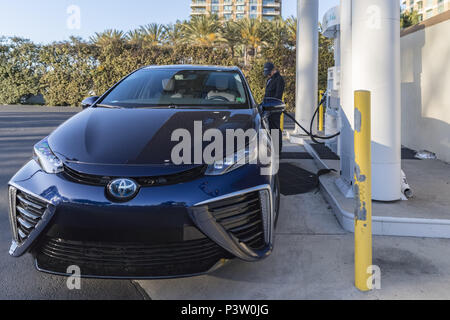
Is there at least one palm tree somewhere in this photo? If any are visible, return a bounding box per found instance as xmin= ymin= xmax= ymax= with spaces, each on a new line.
xmin=285 ymin=16 xmax=297 ymax=47
xmin=90 ymin=29 xmax=126 ymax=47
xmin=236 ymin=18 xmax=264 ymax=65
xmin=126 ymin=29 xmax=145 ymax=46
xmin=182 ymin=15 xmax=225 ymax=46
xmin=140 ymin=23 xmax=166 ymax=46
xmin=164 ymin=22 xmax=185 ymax=46
xmin=261 ymin=17 xmax=287 ymax=48
xmin=221 ymin=20 xmax=241 ymax=56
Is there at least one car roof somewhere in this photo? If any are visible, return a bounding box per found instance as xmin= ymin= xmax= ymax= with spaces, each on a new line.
xmin=143 ymin=65 xmax=241 ymax=72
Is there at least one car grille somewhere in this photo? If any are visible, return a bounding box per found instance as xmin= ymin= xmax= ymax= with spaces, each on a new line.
xmin=62 ymin=164 xmax=206 ymax=187
xmin=10 ymin=189 xmax=48 ymax=244
xmin=206 ymin=191 xmax=266 ymax=250
xmin=35 ymin=237 xmax=232 ymax=278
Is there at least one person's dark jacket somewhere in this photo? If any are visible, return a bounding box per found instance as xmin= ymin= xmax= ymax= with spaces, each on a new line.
xmin=264 ymin=71 xmax=285 ymax=153
xmin=264 ymin=71 xmax=285 ymax=100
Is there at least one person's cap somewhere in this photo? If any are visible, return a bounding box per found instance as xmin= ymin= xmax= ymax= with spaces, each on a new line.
xmin=263 ymin=62 xmax=275 ymax=77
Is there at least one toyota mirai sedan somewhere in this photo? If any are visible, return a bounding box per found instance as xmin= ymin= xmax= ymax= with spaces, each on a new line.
xmin=7 ymin=65 xmax=284 ymax=279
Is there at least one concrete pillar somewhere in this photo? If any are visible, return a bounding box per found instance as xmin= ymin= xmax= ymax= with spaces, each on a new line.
xmin=339 ymin=0 xmax=354 ymax=189
xmin=352 ymin=0 xmax=401 ymax=201
xmin=295 ymin=0 xmax=319 ymax=135
xmin=334 ymin=36 xmax=341 ymax=68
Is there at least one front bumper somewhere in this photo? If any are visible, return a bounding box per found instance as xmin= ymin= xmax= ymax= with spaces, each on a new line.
xmin=8 ymin=160 xmax=276 ymax=279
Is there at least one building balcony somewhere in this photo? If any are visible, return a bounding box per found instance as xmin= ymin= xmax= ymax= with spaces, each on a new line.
xmin=262 ymin=1 xmax=281 ymax=7
xmin=263 ymin=12 xmax=280 ymax=16
xmin=191 ymin=1 xmax=207 ymax=7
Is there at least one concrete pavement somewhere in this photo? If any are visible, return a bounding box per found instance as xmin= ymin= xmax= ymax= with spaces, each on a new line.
xmin=137 ymin=146 xmax=450 ymax=300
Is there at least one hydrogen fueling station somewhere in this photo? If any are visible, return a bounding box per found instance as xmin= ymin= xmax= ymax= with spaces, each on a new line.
xmin=280 ymin=0 xmax=450 ymax=292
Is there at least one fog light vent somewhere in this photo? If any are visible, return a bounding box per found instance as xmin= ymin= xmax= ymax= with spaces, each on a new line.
xmin=207 ymin=191 xmax=266 ymax=250
xmin=10 ymin=188 xmax=48 ymax=244
xmin=8 ymin=187 xmax=18 ymax=243
xmin=259 ymin=189 xmax=271 ymax=244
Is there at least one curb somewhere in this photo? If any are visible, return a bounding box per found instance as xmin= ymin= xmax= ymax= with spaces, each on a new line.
xmin=303 ymin=140 xmax=450 ymax=239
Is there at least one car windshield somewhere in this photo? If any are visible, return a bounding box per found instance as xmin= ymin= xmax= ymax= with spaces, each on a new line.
xmin=99 ymin=68 xmax=249 ymax=109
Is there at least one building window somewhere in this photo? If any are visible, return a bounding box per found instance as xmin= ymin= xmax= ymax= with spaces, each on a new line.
xmin=262 ymin=8 xmax=276 ymax=14
xmin=438 ymin=0 xmax=445 ymax=13
xmin=193 ymin=8 xmax=206 ymax=13
xmin=236 ymin=5 xmax=245 ymax=12
xmin=417 ymin=1 xmax=423 ymax=10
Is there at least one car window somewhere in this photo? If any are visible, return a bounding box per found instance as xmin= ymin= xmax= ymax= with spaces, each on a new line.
xmin=100 ymin=69 xmax=249 ymax=109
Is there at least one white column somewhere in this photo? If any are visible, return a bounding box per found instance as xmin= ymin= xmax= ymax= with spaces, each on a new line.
xmin=339 ymin=0 xmax=354 ymax=186
xmin=295 ymin=0 xmax=319 ymax=134
xmin=352 ymin=0 xmax=401 ymax=201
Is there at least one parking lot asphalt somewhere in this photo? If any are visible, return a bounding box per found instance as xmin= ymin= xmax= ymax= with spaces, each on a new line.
xmin=0 ymin=106 xmax=146 ymax=300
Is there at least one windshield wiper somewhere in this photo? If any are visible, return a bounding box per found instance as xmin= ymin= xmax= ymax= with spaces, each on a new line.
xmin=96 ymin=104 xmax=123 ymax=109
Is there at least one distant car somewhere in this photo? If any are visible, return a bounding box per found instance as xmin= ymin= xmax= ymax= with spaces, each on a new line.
xmin=8 ymin=65 xmax=284 ymax=279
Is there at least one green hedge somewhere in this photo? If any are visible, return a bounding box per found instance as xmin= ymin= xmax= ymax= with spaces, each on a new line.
xmin=0 ymin=36 xmax=334 ymax=112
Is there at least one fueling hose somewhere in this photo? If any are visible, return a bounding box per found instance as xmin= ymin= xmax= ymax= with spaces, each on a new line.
xmin=282 ymin=92 xmax=341 ymax=144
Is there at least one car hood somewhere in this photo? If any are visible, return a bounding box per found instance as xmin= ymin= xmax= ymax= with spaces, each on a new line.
xmin=49 ymin=107 xmax=259 ymax=174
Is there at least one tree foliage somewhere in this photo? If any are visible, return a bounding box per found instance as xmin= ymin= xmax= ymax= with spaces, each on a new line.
xmin=0 ymin=15 xmax=335 ymax=112
xmin=0 ymin=37 xmax=42 ymax=104
xmin=401 ymin=10 xmax=420 ymax=29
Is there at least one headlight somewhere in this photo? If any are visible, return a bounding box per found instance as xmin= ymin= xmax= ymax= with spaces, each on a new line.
xmin=33 ymin=137 xmax=63 ymax=174
xmin=205 ymin=130 xmax=271 ymax=176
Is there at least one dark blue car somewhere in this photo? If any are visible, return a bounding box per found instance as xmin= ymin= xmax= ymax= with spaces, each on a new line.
xmin=7 ymin=65 xmax=284 ymax=279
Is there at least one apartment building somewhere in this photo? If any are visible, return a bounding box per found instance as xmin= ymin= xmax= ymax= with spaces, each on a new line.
xmin=190 ymin=0 xmax=282 ymax=21
xmin=401 ymin=0 xmax=449 ymax=22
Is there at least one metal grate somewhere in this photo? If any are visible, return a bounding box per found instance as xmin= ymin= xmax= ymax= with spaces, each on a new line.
xmin=13 ymin=190 xmax=48 ymax=243
xmin=35 ymin=237 xmax=231 ymax=278
xmin=207 ymin=191 xmax=266 ymax=250
xmin=62 ymin=164 xmax=206 ymax=187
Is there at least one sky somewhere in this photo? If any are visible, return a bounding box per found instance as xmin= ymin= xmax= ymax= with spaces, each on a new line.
xmin=0 ymin=0 xmax=340 ymax=44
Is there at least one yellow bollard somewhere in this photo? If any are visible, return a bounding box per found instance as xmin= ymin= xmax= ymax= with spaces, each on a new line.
xmin=318 ymin=90 xmax=324 ymax=132
xmin=354 ymin=90 xmax=372 ymax=292
xmin=280 ymin=113 xmax=284 ymax=132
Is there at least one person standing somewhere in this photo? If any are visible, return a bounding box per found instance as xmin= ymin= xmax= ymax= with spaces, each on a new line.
xmin=263 ymin=62 xmax=285 ymax=153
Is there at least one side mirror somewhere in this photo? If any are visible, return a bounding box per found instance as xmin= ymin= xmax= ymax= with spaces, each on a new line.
xmin=260 ymin=97 xmax=286 ymax=113
xmin=81 ymin=96 xmax=100 ymax=109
